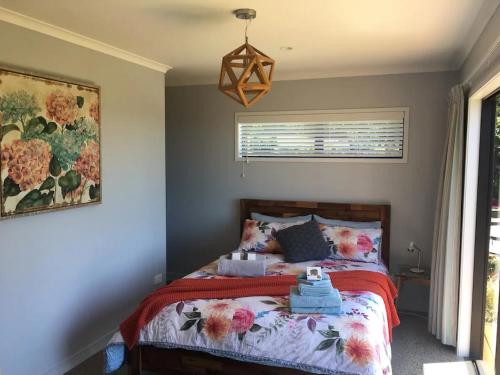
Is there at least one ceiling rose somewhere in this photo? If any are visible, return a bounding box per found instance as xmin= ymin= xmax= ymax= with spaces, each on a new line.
xmin=218 ymin=8 xmax=275 ymax=108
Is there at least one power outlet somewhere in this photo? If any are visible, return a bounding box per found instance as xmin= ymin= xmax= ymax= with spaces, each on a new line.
xmin=154 ymin=273 xmax=163 ymax=285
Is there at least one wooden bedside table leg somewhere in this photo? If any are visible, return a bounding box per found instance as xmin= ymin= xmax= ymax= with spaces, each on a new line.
xmin=395 ymin=276 xmax=402 ymax=308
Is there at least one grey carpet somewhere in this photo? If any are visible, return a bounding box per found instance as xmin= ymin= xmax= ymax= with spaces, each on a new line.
xmin=66 ymin=314 xmax=461 ymax=375
xmin=391 ymin=313 xmax=461 ymax=374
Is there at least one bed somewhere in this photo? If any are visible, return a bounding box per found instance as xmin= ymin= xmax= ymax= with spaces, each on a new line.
xmin=104 ymin=199 xmax=395 ymax=375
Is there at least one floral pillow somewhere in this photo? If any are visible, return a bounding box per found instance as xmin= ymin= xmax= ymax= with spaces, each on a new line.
xmin=237 ymin=219 xmax=305 ymax=254
xmin=320 ymin=225 xmax=382 ymax=263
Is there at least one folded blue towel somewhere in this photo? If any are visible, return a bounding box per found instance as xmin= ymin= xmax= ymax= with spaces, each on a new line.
xmin=291 ymin=306 xmax=342 ymax=315
xmin=289 ymin=286 xmax=342 ymax=308
xmin=295 ymin=272 xmax=335 ymax=296
xmin=297 ymin=272 xmax=330 ymax=286
xmin=299 ymin=279 xmax=332 ymax=287
xmin=298 ymin=283 xmax=334 ymax=296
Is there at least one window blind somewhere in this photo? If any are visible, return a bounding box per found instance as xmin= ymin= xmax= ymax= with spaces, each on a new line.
xmin=236 ymin=109 xmax=408 ymax=160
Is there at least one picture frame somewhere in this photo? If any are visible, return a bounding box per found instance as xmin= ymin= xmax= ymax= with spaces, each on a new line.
xmin=306 ymin=266 xmax=323 ymax=281
xmin=0 ymin=65 xmax=101 ymax=219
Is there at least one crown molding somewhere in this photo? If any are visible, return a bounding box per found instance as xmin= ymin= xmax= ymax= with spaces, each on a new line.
xmin=453 ymin=0 xmax=499 ymax=70
xmin=0 ymin=6 xmax=172 ymax=73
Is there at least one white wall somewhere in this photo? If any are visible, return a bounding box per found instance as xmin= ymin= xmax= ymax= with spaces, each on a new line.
xmin=0 ymin=22 xmax=166 ymax=375
xmin=461 ymin=3 xmax=500 ymax=91
xmin=166 ymin=71 xmax=457 ymax=312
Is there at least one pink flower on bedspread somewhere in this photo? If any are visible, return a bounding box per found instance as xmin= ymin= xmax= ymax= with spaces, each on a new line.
xmin=344 ymin=336 xmax=374 ymax=366
xmin=357 ymin=234 xmax=373 ymax=253
xmin=204 ymin=314 xmax=231 ymax=341
xmin=202 ymin=300 xmax=239 ymax=318
xmin=242 ymin=220 xmax=257 ymax=242
xmin=338 ymin=228 xmax=353 ymax=239
xmin=338 ymin=241 xmax=357 ymax=258
xmin=231 ymin=308 xmax=255 ymax=333
xmin=343 ymin=321 xmax=368 ymax=334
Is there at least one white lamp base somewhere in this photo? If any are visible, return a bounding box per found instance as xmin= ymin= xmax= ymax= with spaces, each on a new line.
xmin=410 ymin=267 xmax=425 ymax=274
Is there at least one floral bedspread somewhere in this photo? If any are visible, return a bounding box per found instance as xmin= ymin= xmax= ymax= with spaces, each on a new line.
xmin=104 ymin=254 xmax=392 ymax=375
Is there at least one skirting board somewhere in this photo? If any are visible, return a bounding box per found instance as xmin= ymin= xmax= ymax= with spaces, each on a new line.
xmin=41 ymin=328 xmax=116 ymax=375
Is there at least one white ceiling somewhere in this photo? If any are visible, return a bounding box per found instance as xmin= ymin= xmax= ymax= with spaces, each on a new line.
xmin=0 ymin=0 xmax=497 ymax=86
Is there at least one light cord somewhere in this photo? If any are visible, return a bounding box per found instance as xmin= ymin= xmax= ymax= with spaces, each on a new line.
xmin=244 ymin=18 xmax=251 ymax=43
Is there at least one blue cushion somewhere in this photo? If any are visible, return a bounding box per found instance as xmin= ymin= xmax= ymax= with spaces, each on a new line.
xmin=251 ymin=212 xmax=312 ymax=223
xmin=313 ymin=215 xmax=381 ymax=229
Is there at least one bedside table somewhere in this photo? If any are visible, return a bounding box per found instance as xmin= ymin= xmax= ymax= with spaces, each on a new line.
xmin=393 ymin=265 xmax=431 ymax=307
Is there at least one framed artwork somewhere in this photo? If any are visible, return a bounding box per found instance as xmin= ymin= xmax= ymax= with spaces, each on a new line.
xmin=306 ymin=266 xmax=322 ymax=281
xmin=0 ymin=66 xmax=101 ymax=219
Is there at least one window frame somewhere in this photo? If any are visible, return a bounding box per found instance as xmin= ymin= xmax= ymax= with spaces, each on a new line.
xmin=234 ymin=107 xmax=410 ymax=163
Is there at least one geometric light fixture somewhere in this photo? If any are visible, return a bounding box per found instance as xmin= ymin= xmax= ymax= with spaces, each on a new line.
xmin=218 ymin=8 xmax=275 ymax=108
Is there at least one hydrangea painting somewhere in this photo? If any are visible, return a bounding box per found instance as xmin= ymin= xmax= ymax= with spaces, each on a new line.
xmin=0 ymin=67 xmax=101 ymax=219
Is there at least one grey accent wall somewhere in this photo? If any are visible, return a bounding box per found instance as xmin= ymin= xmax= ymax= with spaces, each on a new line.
xmin=166 ymin=71 xmax=457 ymax=311
xmin=0 ymin=22 xmax=166 ymax=375
xmin=460 ymin=3 xmax=500 ymax=90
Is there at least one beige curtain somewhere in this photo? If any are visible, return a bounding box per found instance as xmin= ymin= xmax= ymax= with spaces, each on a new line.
xmin=428 ymin=85 xmax=465 ymax=346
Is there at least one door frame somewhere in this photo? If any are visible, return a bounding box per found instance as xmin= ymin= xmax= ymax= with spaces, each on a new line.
xmin=458 ymin=72 xmax=500 ymax=358
xmin=469 ymin=93 xmax=497 ymax=361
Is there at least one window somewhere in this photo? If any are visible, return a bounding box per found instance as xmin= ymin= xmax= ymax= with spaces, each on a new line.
xmin=235 ymin=108 xmax=409 ymax=162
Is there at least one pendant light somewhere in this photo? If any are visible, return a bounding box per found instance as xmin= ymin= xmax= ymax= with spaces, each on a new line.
xmin=218 ymin=8 xmax=275 ymax=108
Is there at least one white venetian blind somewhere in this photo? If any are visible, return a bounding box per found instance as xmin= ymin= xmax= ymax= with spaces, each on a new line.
xmin=236 ymin=109 xmax=408 ymax=160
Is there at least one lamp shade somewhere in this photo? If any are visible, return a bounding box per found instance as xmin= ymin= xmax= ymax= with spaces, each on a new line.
xmin=218 ymin=42 xmax=275 ymax=108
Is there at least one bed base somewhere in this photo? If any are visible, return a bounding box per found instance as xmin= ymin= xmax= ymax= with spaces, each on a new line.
xmin=127 ymin=346 xmax=309 ymax=375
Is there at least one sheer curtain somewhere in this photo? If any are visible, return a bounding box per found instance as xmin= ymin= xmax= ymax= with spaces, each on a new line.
xmin=428 ymin=85 xmax=465 ymax=346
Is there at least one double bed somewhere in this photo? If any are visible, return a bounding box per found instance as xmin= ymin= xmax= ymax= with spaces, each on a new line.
xmin=105 ymin=199 xmax=396 ymax=375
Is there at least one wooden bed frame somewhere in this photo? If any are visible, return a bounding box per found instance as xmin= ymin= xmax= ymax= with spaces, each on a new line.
xmin=127 ymin=199 xmax=391 ymax=375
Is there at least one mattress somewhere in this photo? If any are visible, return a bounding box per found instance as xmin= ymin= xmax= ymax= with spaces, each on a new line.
xmin=105 ymin=254 xmax=393 ymax=375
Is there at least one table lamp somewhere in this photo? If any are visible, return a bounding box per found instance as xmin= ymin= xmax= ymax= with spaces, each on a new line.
xmin=407 ymin=242 xmax=424 ymax=274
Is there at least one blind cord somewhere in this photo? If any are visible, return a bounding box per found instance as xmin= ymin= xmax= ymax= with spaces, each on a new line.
xmin=240 ymin=155 xmax=249 ymax=178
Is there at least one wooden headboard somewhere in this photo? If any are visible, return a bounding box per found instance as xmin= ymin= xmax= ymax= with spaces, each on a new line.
xmin=240 ymin=199 xmax=391 ymax=268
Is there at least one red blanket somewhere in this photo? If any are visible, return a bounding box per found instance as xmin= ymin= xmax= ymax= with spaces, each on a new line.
xmin=120 ymin=270 xmax=399 ymax=349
